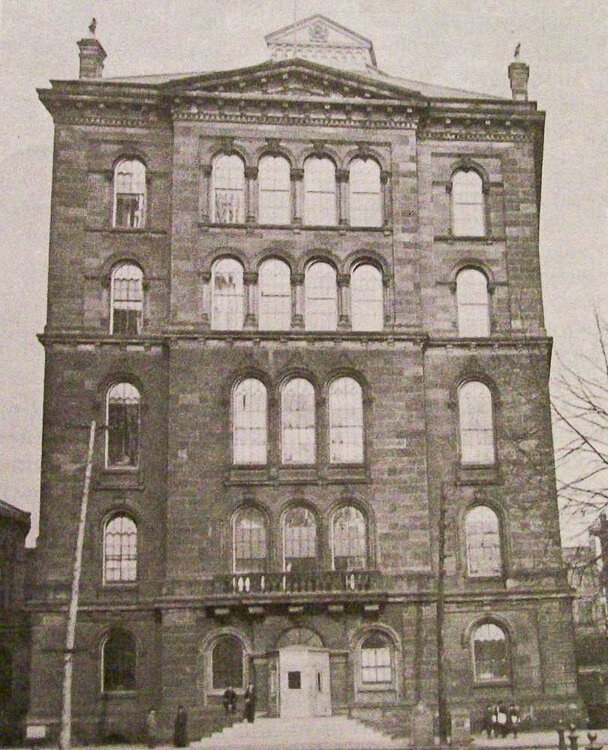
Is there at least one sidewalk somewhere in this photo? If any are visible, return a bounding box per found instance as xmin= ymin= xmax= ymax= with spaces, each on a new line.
xmin=472 ymin=729 xmax=608 ymax=748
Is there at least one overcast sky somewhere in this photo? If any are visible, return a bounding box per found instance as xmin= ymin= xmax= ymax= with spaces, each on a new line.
xmin=0 ymin=0 xmax=606 ymax=544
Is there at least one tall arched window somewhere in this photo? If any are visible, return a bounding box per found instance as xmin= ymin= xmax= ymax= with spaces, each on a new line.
xmin=233 ymin=379 xmax=267 ymax=465
xmin=283 ymin=507 xmax=317 ymax=574
xmin=471 ymin=622 xmax=509 ymax=683
xmin=361 ymin=632 xmax=392 ymax=684
xmin=110 ymin=263 xmax=144 ymax=335
xmin=465 ymin=506 xmax=502 ymax=577
xmin=305 ymin=261 xmax=337 ymax=331
xmin=458 ymin=381 xmax=495 ymax=465
xmin=329 ymin=377 xmax=364 ymax=464
xmin=258 ymin=258 xmax=291 ymax=330
xmin=103 ymin=514 xmax=137 ymax=583
xmin=451 ymin=169 xmax=485 ymax=236
xmin=113 ymin=159 xmax=146 ymax=229
xmin=106 ymin=383 xmax=140 ymax=469
xmin=102 ymin=630 xmax=136 ymax=692
xmin=281 ymin=378 xmax=316 ymax=464
xmin=212 ymin=636 xmax=244 ymax=689
xmin=349 ymin=159 xmax=382 ymax=227
xmin=212 ymin=154 xmax=245 ymax=224
xmin=351 ymin=263 xmax=383 ymax=331
xmin=212 ymin=258 xmax=244 ymax=330
xmin=456 ymin=268 xmax=490 ymax=337
xmin=304 ymin=156 xmax=337 ymax=226
xmin=258 ymin=155 xmax=291 ymax=225
xmin=332 ymin=506 xmax=367 ymax=570
xmin=233 ymin=508 xmax=268 ymax=574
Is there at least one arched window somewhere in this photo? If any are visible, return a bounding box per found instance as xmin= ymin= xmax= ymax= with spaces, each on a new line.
xmin=471 ymin=622 xmax=509 ymax=683
xmin=456 ymin=268 xmax=490 ymax=337
xmin=304 ymin=156 xmax=337 ymax=226
xmin=329 ymin=377 xmax=364 ymax=464
xmin=465 ymin=506 xmax=502 ymax=577
xmin=102 ymin=630 xmax=136 ymax=692
xmin=110 ymin=263 xmax=144 ymax=335
xmin=103 ymin=515 xmax=137 ymax=583
xmin=281 ymin=378 xmax=316 ymax=464
xmin=305 ymin=261 xmax=337 ymax=331
xmin=258 ymin=258 xmax=291 ymax=330
xmin=361 ymin=632 xmax=392 ymax=684
xmin=212 ymin=636 xmax=244 ymax=689
xmin=113 ymin=159 xmax=146 ymax=229
xmin=212 ymin=154 xmax=245 ymax=224
xmin=106 ymin=383 xmax=140 ymax=469
xmin=233 ymin=508 xmax=268 ymax=573
xmin=212 ymin=258 xmax=244 ymax=330
xmin=349 ymin=159 xmax=382 ymax=227
xmin=351 ymin=263 xmax=383 ymax=331
xmin=233 ymin=379 xmax=267 ymax=465
xmin=451 ymin=169 xmax=485 ymax=236
xmin=283 ymin=507 xmax=317 ymax=574
xmin=258 ymin=155 xmax=291 ymax=225
xmin=458 ymin=381 xmax=495 ymax=465
xmin=332 ymin=506 xmax=367 ymax=570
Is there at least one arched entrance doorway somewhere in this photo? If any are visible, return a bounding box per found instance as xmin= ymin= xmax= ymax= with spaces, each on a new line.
xmin=275 ymin=628 xmax=331 ymax=718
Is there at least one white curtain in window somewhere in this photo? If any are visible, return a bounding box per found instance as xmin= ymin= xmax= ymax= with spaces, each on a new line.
xmin=457 ymin=269 xmax=490 ymax=336
xmin=233 ymin=379 xmax=267 ymax=464
xmin=305 ymin=262 xmax=337 ymax=331
xmin=332 ymin=506 xmax=367 ymax=570
xmin=106 ymin=382 xmax=140 ymax=468
xmin=452 ymin=170 xmax=485 ymax=236
xmin=233 ymin=508 xmax=267 ymax=573
xmin=113 ymin=159 xmax=146 ymax=229
xmin=304 ymin=157 xmax=337 ymax=226
xmin=465 ymin=505 xmax=502 ymax=576
xmin=281 ymin=378 xmax=315 ymax=464
xmin=212 ymin=154 xmax=245 ymax=223
xmin=212 ymin=258 xmax=244 ymax=330
xmin=258 ymin=258 xmax=291 ymax=330
xmin=110 ymin=263 xmax=144 ymax=335
xmin=283 ymin=507 xmax=317 ymax=573
xmin=351 ymin=264 xmax=383 ymax=331
xmin=472 ymin=623 xmax=508 ymax=681
xmin=104 ymin=515 xmax=137 ymax=583
xmin=329 ymin=377 xmax=364 ymax=463
xmin=349 ymin=159 xmax=382 ymax=227
xmin=258 ymin=156 xmax=291 ymax=224
xmin=458 ymin=381 xmax=495 ymax=465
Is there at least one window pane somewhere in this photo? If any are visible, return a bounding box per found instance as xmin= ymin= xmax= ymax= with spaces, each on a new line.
xmin=457 ymin=269 xmax=489 ymax=337
xmin=305 ymin=262 xmax=337 ymax=331
xmin=114 ymin=160 xmax=146 ymax=229
xmin=361 ymin=633 xmax=392 ymax=684
xmin=106 ymin=383 xmax=140 ymax=468
xmin=111 ymin=263 xmax=143 ymax=335
xmin=212 ymin=155 xmax=245 ymax=223
xmin=103 ymin=631 xmax=136 ymax=692
xmin=258 ymin=259 xmax=291 ymax=330
xmin=473 ymin=623 xmax=508 ymax=681
xmin=465 ymin=506 xmax=502 ymax=577
xmin=259 ymin=156 xmax=291 ymax=225
xmin=458 ymin=382 xmax=495 ymax=465
xmin=304 ymin=157 xmax=336 ymax=226
xmin=329 ymin=378 xmax=364 ymax=463
xmin=212 ymin=637 xmax=244 ymax=689
xmin=332 ymin=506 xmax=367 ymax=570
xmin=452 ymin=170 xmax=485 ymax=236
xmin=351 ymin=264 xmax=383 ymax=331
xmin=234 ymin=508 xmax=267 ymax=573
xmin=233 ymin=379 xmax=267 ymax=464
xmin=284 ymin=507 xmax=317 ymax=573
xmin=281 ymin=379 xmax=315 ymax=464
xmin=104 ymin=515 xmax=137 ymax=583
xmin=349 ymin=159 xmax=382 ymax=227
xmin=212 ymin=258 xmax=244 ymax=330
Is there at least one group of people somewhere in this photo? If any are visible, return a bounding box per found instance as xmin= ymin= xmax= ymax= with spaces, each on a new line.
xmin=483 ymin=704 xmax=521 ymax=739
xmin=223 ymin=682 xmax=257 ymax=723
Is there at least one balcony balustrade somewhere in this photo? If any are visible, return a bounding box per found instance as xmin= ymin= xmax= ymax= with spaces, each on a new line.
xmin=213 ymin=569 xmax=381 ymax=595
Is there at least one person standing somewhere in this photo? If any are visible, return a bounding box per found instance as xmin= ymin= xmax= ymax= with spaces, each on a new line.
xmin=243 ymin=682 xmax=256 ymax=724
xmin=174 ymin=704 xmax=189 ymax=747
xmin=223 ymin=686 xmax=237 ymax=714
xmin=508 ymin=704 xmax=521 ymax=738
xmin=145 ymin=708 xmax=158 ymax=749
xmin=482 ymin=705 xmax=494 ymax=739
xmin=497 ymin=704 xmax=508 ymax=738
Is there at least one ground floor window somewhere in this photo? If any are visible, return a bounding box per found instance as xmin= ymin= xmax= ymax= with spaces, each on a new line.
xmin=360 ymin=631 xmax=392 ymax=684
xmin=212 ymin=635 xmax=244 ymax=689
xmin=471 ymin=622 xmax=510 ymax=683
xmin=102 ymin=630 xmax=136 ymax=692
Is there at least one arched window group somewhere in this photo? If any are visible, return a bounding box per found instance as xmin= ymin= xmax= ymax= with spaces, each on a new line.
xmin=113 ymin=159 xmax=146 ymax=229
xmin=451 ymin=168 xmax=486 ymax=237
xmin=105 ymin=382 xmax=141 ymax=469
xmin=231 ymin=375 xmax=365 ymax=466
xmin=457 ymin=381 xmax=495 ymax=465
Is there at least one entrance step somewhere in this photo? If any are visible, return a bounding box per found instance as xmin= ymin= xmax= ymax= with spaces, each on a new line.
xmin=192 ymin=715 xmax=407 ymax=749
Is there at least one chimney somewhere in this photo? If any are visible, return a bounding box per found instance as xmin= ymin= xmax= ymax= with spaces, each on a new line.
xmin=77 ymin=19 xmax=106 ymax=79
xmin=508 ymin=59 xmax=529 ymax=102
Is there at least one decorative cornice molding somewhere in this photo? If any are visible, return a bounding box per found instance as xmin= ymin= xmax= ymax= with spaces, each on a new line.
xmin=419 ymin=128 xmax=533 ymax=143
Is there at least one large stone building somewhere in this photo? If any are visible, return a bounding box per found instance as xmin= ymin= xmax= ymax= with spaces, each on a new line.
xmin=29 ymin=14 xmax=581 ymax=741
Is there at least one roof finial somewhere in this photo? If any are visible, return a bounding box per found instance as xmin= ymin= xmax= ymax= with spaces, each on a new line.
xmin=88 ymin=17 xmax=97 ymax=37
xmin=513 ymin=42 xmax=521 ymax=60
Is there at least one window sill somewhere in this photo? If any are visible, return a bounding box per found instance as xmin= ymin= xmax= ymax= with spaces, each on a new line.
xmin=95 ymin=469 xmax=144 ymax=491
xmin=201 ymin=221 xmax=391 ymax=234
xmin=455 ymin=463 xmax=501 ymax=485
xmin=225 ymin=465 xmax=369 ymax=485
xmin=434 ymin=235 xmax=500 ymax=243
xmin=473 ymin=679 xmax=511 ymax=689
xmin=101 ymin=690 xmax=138 ymax=698
xmin=85 ymin=226 xmax=167 ymax=236
xmin=357 ymin=683 xmax=397 ymax=693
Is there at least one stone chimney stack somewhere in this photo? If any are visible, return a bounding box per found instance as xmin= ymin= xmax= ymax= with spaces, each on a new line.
xmin=508 ymin=51 xmax=529 ymax=102
xmin=77 ymin=19 xmax=106 ymax=79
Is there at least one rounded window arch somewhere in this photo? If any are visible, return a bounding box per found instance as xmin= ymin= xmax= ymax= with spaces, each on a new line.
xmin=212 ymin=257 xmax=244 ymax=330
xmin=304 ymin=156 xmax=337 ymax=226
xmin=451 ymin=169 xmax=485 ymax=237
xmin=464 ymin=505 xmax=502 ymax=577
xmin=101 ymin=629 xmax=136 ymax=693
xmin=332 ymin=505 xmax=367 ymax=570
xmin=281 ymin=378 xmax=316 ymax=464
xmin=110 ymin=262 xmax=144 ymax=335
xmin=233 ymin=507 xmax=268 ymax=574
xmin=105 ymin=382 xmax=141 ymax=469
xmin=470 ymin=621 xmax=510 ymax=683
xmin=457 ymin=380 xmax=495 ymax=465
xmin=305 ymin=261 xmax=337 ymax=331
xmin=349 ymin=158 xmax=382 ymax=227
xmin=212 ymin=154 xmax=245 ymax=224
xmin=103 ymin=513 xmax=138 ymax=584
xmin=232 ymin=378 xmax=268 ymax=465
xmin=456 ymin=268 xmax=490 ymax=337
xmin=277 ymin=627 xmax=324 ymax=649
xmin=211 ymin=635 xmax=245 ymax=689
xmin=258 ymin=155 xmax=291 ymax=225
xmin=283 ymin=506 xmax=317 ymax=574
xmin=360 ymin=631 xmax=393 ymax=686
xmin=258 ymin=258 xmax=291 ymax=330
xmin=328 ymin=377 xmax=364 ymax=464
xmin=351 ymin=263 xmax=383 ymax=331
xmin=113 ymin=158 xmax=146 ymax=229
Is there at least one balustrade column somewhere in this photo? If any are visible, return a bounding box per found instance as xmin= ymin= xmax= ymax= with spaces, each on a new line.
xmin=199 ymin=164 xmax=212 ymax=224
xmin=291 ymin=168 xmax=304 ymax=226
xmin=381 ymin=170 xmax=391 ymax=227
xmin=245 ymin=166 xmax=258 ymax=224
xmin=292 ymin=272 xmax=305 ymax=329
xmin=200 ymin=271 xmax=212 ymax=328
xmin=243 ymin=271 xmax=258 ymax=329
xmin=337 ymin=273 xmax=351 ymax=330
xmin=337 ymin=169 xmax=349 ymax=227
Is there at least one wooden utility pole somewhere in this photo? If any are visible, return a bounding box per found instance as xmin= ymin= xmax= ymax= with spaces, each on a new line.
xmin=59 ymin=421 xmax=96 ymax=750
xmin=436 ymin=482 xmax=449 ymax=743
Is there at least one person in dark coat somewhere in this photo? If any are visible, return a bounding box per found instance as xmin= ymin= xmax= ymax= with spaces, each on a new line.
xmin=508 ymin=704 xmax=521 ymax=738
xmin=223 ymin=686 xmax=237 ymax=714
xmin=482 ymin=705 xmax=494 ymax=738
xmin=174 ymin=704 xmax=189 ymax=747
xmin=243 ymin=682 xmax=256 ymax=723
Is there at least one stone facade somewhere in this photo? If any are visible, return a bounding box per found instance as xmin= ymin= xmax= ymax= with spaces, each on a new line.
xmin=29 ymin=15 xmax=580 ymax=742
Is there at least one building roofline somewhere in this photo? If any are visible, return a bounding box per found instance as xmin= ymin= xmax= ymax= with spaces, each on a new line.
xmin=0 ymin=498 xmax=31 ymax=527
